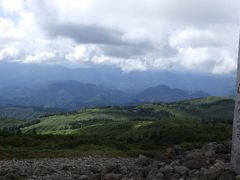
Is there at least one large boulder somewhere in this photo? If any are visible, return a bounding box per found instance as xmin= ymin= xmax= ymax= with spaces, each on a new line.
xmin=136 ymin=155 xmax=153 ymax=167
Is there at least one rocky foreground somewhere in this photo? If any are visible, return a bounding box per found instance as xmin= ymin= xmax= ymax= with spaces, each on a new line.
xmin=0 ymin=142 xmax=239 ymax=180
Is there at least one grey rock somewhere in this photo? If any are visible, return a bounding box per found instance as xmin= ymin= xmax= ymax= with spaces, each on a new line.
xmin=79 ymin=175 xmax=89 ymax=180
xmin=174 ymin=165 xmax=189 ymax=175
xmin=184 ymin=159 xmax=208 ymax=170
xmin=217 ymin=170 xmax=235 ymax=180
xmin=136 ymin=154 xmax=153 ymax=167
xmin=186 ymin=151 xmax=204 ymax=159
xmin=200 ymin=168 xmax=222 ymax=180
xmin=160 ymin=165 xmax=174 ymax=173
xmin=103 ymin=173 xmax=122 ymax=180
xmin=189 ymin=169 xmax=200 ymax=178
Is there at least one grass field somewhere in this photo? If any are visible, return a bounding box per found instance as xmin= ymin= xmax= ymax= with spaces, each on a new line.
xmin=0 ymin=97 xmax=234 ymax=159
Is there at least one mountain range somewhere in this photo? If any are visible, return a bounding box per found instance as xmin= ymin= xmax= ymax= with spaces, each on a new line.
xmin=0 ymin=80 xmax=209 ymax=110
xmin=0 ymin=62 xmax=235 ymax=96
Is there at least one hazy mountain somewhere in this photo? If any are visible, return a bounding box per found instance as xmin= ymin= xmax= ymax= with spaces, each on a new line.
xmin=0 ymin=105 xmax=64 ymax=120
xmin=0 ymin=80 xmax=131 ymax=110
xmin=0 ymin=62 xmax=235 ymax=96
xmin=134 ymin=85 xmax=209 ymax=103
xmin=0 ymin=80 xmax=209 ymax=110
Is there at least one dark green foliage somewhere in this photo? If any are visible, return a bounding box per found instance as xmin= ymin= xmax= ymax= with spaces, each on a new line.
xmin=0 ymin=97 xmax=234 ymax=159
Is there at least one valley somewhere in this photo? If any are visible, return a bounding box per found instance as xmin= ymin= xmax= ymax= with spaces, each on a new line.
xmin=0 ymin=96 xmax=234 ymax=159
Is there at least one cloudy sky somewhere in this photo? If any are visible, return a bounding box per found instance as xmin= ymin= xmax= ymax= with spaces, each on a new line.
xmin=0 ymin=0 xmax=239 ymax=74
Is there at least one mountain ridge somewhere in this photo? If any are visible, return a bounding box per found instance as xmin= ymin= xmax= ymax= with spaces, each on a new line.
xmin=0 ymin=80 xmax=209 ymax=110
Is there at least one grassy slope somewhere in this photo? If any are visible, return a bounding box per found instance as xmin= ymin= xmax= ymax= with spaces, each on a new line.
xmin=21 ymin=96 xmax=234 ymax=135
xmin=0 ymin=96 xmax=234 ymax=159
xmin=0 ymin=118 xmax=24 ymax=128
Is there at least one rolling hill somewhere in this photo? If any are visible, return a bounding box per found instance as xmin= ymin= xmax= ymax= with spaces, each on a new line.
xmin=0 ymin=96 xmax=234 ymax=158
xmin=0 ymin=81 xmax=209 ymax=111
xmin=21 ymin=96 xmax=234 ymax=135
xmin=0 ymin=105 xmax=64 ymax=120
xmin=134 ymin=85 xmax=208 ymax=103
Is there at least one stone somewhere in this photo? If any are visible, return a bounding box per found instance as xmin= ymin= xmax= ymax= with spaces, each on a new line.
xmin=103 ymin=173 xmax=122 ymax=180
xmin=186 ymin=151 xmax=204 ymax=159
xmin=136 ymin=154 xmax=153 ymax=167
xmin=105 ymin=164 xmax=120 ymax=174
xmin=79 ymin=175 xmax=89 ymax=180
xmin=236 ymin=175 xmax=240 ymax=180
xmin=189 ymin=169 xmax=200 ymax=178
xmin=138 ymin=167 xmax=151 ymax=178
xmin=160 ymin=165 xmax=174 ymax=173
xmin=202 ymin=142 xmax=218 ymax=151
xmin=214 ymin=144 xmax=229 ymax=154
xmin=211 ymin=160 xmax=225 ymax=170
xmin=173 ymin=145 xmax=182 ymax=155
xmin=184 ymin=159 xmax=208 ymax=170
xmin=119 ymin=166 xmax=128 ymax=175
xmin=217 ymin=170 xmax=235 ymax=180
xmin=170 ymin=160 xmax=181 ymax=167
xmin=154 ymin=153 xmax=166 ymax=161
xmin=200 ymin=168 xmax=222 ymax=180
xmin=174 ymin=165 xmax=189 ymax=175
xmin=166 ymin=148 xmax=177 ymax=159
xmin=204 ymin=149 xmax=216 ymax=158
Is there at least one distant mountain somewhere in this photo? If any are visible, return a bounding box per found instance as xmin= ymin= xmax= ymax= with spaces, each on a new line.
xmin=0 ymin=80 xmax=209 ymax=110
xmin=134 ymin=85 xmax=209 ymax=103
xmin=0 ymin=81 xmax=131 ymax=110
xmin=0 ymin=62 xmax=235 ymax=96
xmin=0 ymin=105 xmax=64 ymax=120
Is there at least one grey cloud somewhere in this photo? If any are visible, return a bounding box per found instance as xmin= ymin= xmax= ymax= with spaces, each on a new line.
xmin=46 ymin=23 xmax=125 ymax=45
xmin=101 ymin=42 xmax=154 ymax=58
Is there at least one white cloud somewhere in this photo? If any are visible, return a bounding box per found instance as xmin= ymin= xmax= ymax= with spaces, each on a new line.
xmin=24 ymin=51 xmax=56 ymax=63
xmin=0 ymin=0 xmax=239 ymax=74
xmin=212 ymin=57 xmax=237 ymax=74
xmin=0 ymin=46 xmax=19 ymax=60
xmin=0 ymin=0 xmax=24 ymax=12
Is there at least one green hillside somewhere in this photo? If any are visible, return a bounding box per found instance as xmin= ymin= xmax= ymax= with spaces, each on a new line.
xmin=21 ymin=96 xmax=234 ymax=135
xmin=0 ymin=105 xmax=64 ymax=120
xmin=0 ymin=97 xmax=234 ymax=158
xmin=0 ymin=117 xmax=24 ymax=129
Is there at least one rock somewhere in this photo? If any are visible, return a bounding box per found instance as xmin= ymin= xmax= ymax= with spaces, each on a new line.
xmin=79 ymin=175 xmax=89 ymax=180
xmin=146 ymin=168 xmax=164 ymax=180
xmin=211 ymin=160 xmax=226 ymax=170
xmin=236 ymin=175 xmax=240 ymax=180
xmin=105 ymin=164 xmax=120 ymax=174
xmin=184 ymin=159 xmax=208 ymax=170
xmin=164 ymin=172 xmax=181 ymax=179
xmin=90 ymin=165 xmax=103 ymax=174
xmin=186 ymin=150 xmax=204 ymax=159
xmin=154 ymin=153 xmax=166 ymax=161
xmin=202 ymin=142 xmax=218 ymax=151
xmin=204 ymin=149 xmax=216 ymax=158
xmin=173 ymin=145 xmax=182 ymax=155
xmin=152 ymin=161 xmax=166 ymax=169
xmin=103 ymin=173 xmax=122 ymax=180
xmin=217 ymin=170 xmax=235 ymax=180
xmin=200 ymin=167 xmax=222 ymax=180
xmin=189 ymin=169 xmax=200 ymax=178
xmin=166 ymin=148 xmax=177 ymax=159
xmin=160 ymin=165 xmax=174 ymax=173
xmin=170 ymin=160 xmax=181 ymax=167
xmin=202 ymin=142 xmax=229 ymax=154
xmin=174 ymin=166 xmax=189 ymax=175
xmin=136 ymin=154 xmax=153 ymax=167
xmin=138 ymin=167 xmax=151 ymax=178
xmin=214 ymin=144 xmax=229 ymax=154
xmin=119 ymin=166 xmax=128 ymax=175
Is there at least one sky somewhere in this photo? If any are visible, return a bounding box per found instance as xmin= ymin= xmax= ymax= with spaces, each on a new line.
xmin=0 ymin=0 xmax=239 ymax=74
